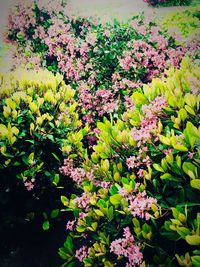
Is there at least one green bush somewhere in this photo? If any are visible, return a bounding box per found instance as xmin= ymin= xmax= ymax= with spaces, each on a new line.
xmin=0 ymin=68 xmax=87 ymax=230
xmin=59 ymin=57 xmax=200 ymax=266
xmin=144 ymin=0 xmax=192 ymax=6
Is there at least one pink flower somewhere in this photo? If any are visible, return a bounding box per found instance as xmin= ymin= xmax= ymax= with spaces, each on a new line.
xmin=118 ymin=187 xmax=129 ymax=197
xmin=126 ymin=156 xmax=137 ymax=169
xmin=163 ymin=149 xmax=174 ymax=155
xmin=103 ymin=30 xmax=110 ymax=37
xmin=23 ymin=177 xmax=35 ymax=191
xmin=79 ymin=212 xmax=87 ymax=219
xmin=188 ymin=152 xmax=194 ymax=159
xmin=66 ymin=220 xmax=76 ymax=231
xmin=86 ymin=33 xmax=97 ymax=46
xmin=137 ymin=169 xmax=144 ymax=178
xmin=75 ymin=246 xmax=89 ymax=262
xmin=127 ymin=190 xmax=157 ymax=220
xmin=74 ymin=193 xmax=92 ymax=211
xmin=59 ymin=159 xmax=73 ymax=176
xmin=110 ymin=227 xmax=143 ymax=266
xmin=70 ymin=168 xmax=85 ymax=185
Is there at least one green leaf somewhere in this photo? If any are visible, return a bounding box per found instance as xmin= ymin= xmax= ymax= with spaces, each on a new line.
xmin=94 ymin=209 xmax=104 ymax=217
xmin=107 ymin=206 xmax=114 ymax=221
xmin=110 ymin=194 xmax=122 ymax=206
xmin=160 ymin=173 xmax=171 ymax=180
xmin=192 ymin=256 xmax=200 ymax=267
xmin=186 ymin=235 xmax=200 ymax=245
xmin=53 ymin=173 xmax=60 ymax=186
xmin=131 ymin=92 xmax=147 ymax=107
xmin=61 ymin=196 xmax=69 ymax=206
xmin=173 ymin=144 xmax=188 ymax=152
xmin=185 ymin=105 xmax=195 ymax=115
xmin=45 ymin=171 xmax=51 ymax=176
xmin=50 ymin=209 xmax=59 ymax=218
xmin=91 ymin=222 xmax=98 ymax=231
xmin=42 ymin=221 xmax=50 ymax=230
xmin=46 ymin=134 xmax=54 ymax=142
xmin=76 ymin=225 xmax=86 ymax=233
xmin=191 ymin=180 xmax=200 ymax=190
xmin=182 ymin=162 xmax=197 ymax=178
xmin=184 ymin=121 xmax=197 ymax=148
xmin=176 ymin=227 xmax=190 ymax=238
xmin=64 ymin=236 xmax=74 ymax=252
xmin=109 ymin=184 xmax=119 ymax=195
xmin=159 ymin=135 xmax=171 ymax=145
xmin=97 ymin=122 xmax=110 ymax=132
xmin=25 ymin=139 xmax=35 ymax=144
xmin=51 ymin=153 xmax=60 ymax=162
xmin=43 ymin=212 xmax=48 ymax=220
xmin=153 ymin=164 xmax=165 ymax=172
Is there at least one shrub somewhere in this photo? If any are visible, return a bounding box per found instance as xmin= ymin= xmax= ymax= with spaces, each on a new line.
xmin=59 ymin=57 xmax=200 ymax=266
xmin=0 ymin=68 xmax=88 ymax=230
xmin=6 ymin=0 xmax=199 ymax=125
xmin=160 ymin=5 xmax=200 ymax=45
xmin=143 ymin=0 xmax=192 ymax=6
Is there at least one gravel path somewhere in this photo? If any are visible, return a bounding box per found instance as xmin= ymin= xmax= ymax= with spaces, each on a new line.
xmin=67 ymin=0 xmax=187 ymax=21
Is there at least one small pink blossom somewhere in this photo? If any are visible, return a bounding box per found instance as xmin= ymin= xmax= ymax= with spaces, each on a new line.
xmin=59 ymin=159 xmax=73 ymax=176
xmin=66 ymin=219 xmax=76 ymax=231
xmin=75 ymin=246 xmax=89 ymax=262
xmin=23 ymin=177 xmax=35 ymax=191
xmin=126 ymin=156 xmax=137 ymax=169
xmin=110 ymin=227 xmax=143 ymax=266
xmin=188 ymin=152 xmax=194 ymax=159
xmin=137 ymin=169 xmax=144 ymax=178
xmin=127 ymin=190 xmax=157 ymax=220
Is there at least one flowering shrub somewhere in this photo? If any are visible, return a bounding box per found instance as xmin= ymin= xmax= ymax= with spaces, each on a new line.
xmin=6 ymin=0 xmax=199 ymax=125
xmin=2 ymin=1 xmax=200 ymax=265
xmin=143 ymin=0 xmax=192 ymax=6
xmin=59 ymin=58 xmax=200 ymax=266
xmin=0 ymin=68 xmax=88 ymax=230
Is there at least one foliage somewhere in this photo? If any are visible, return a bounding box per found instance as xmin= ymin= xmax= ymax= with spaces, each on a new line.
xmin=0 ymin=68 xmax=87 ymax=230
xmin=160 ymin=5 xmax=200 ymax=45
xmin=59 ymin=57 xmax=200 ymax=266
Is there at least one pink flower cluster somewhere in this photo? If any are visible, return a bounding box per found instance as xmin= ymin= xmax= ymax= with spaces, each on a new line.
xmin=74 ymin=192 xmax=92 ymax=211
xmin=118 ymin=183 xmax=157 ymax=220
xmin=70 ymin=168 xmax=85 ymax=185
xmin=59 ymin=158 xmax=73 ymax=176
xmin=66 ymin=219 xmax=76 ymax=231
xmin=131 ymin=96 xmax=167 ymax=144
xmin=110 ymin=227 xmax=143 ymax=266
xmin=126 ymin=146 xmax=150 ymax=172
xmin=126 ymin=154 xmax=151 ymax=170
xmin=23 ymin=177 xmax=35 ymax=191
xmin=75 ymin=245 xmax=90 ymax=262
xmin=8 ymin=1 xmax=36 ymax=33
xmin=119 ymin=39 xmax=186 ymax=82
xmin=78 ymin=83 xmax=119 ymax=122
xmin=127 ymin=190 xmax=157 ymax=220
xmin=59 ymin=159 xmax=85 ymax=185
